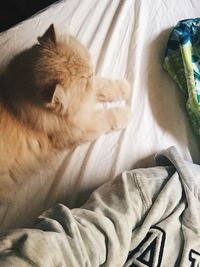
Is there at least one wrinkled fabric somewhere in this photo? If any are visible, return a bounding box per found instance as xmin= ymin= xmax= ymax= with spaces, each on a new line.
xmin=0 ymin=147 xmax=200 ymax=266
xmin=0 ymin=0 xmax=200 ymax=230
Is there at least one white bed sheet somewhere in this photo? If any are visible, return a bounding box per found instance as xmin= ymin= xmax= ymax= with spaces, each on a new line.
xmin=0 ymin=0 xmax=200 ymax=229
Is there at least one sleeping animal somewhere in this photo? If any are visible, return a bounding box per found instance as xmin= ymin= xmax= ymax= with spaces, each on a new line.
xmin=0 ymin=24 xmax=132 ymax=222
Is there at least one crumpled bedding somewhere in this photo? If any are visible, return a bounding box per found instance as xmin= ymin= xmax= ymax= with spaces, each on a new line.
xmin=0 ymin=0 xmax=200 ymax=230
xmin=0 ymin=146 xmax=200 ymax=267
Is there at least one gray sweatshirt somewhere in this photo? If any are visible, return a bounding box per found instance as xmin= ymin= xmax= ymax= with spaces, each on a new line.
xmin=0 ymin=146 xmax=199 ymax=267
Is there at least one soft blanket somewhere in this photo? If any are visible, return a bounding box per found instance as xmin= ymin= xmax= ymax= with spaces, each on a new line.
xmin=164 ymin=18 xmax=200 ymax=138
xmin=0 ymin=146 xmax=200 ymax=266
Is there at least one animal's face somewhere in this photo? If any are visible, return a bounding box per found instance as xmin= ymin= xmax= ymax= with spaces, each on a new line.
xmin=34 ymin=24 xmax=93 ymax=115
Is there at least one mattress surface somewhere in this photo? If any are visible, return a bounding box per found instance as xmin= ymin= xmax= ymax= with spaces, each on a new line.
xmin=0 ymin=0 xmax=200 ymax=229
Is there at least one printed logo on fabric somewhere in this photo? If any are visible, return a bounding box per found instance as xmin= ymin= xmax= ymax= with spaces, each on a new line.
xmin=189 ymin=249 xmax=200 ymax=267
xmin=125 ymin=226 xmax=166 ymax=267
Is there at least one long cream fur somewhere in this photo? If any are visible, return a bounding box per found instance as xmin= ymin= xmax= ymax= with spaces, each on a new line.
xmin=0 ymin=24 xmax=132 ymax=206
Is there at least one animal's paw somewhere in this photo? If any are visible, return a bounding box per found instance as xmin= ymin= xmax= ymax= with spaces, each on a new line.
xmin=109 ymin=106 xmax=133 ymax=131
xmin=95 ymin=77 xmax=132 ymax=102
xmin=97 ymin=89 xmax=114 ymax=102
xmin=115 ymin=79 xmax=131 ymax=101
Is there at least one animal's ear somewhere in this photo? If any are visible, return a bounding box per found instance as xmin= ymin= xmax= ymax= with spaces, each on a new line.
xmin=42 ymin=83 xmax=68 ymax=115
xmin=38 ymin=24 xmax=56 ymax=45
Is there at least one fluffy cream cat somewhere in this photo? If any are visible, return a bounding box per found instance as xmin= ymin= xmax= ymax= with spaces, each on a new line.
xmin=0 ymin=24 xmax=132 ymax=216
